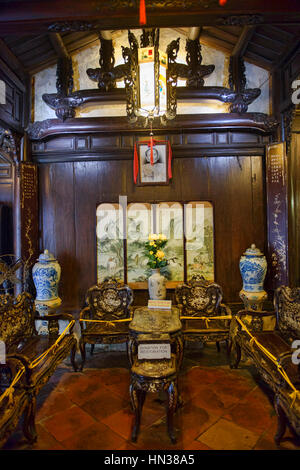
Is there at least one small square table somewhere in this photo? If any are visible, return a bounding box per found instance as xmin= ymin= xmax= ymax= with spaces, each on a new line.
xmin=128 ymin=306 xmax=184 ymax=369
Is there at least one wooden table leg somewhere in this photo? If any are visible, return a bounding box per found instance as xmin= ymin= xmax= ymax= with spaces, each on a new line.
xmin=173 ymin=334 xmax=184 ymax=370
xmin=79 ymin=338 xmax=86 ymax=371
xmin=274 ymin=395 xmax=287 ymax=445
xmin=130 ymin=383 xmax=145 ymax=442
xmin=23 ymin=393 xmax=37 ymax=444
xmin=166 ymin=380 xmax=178 ymax=444
xmin=127 ymin=337 xmax=137 ymax=367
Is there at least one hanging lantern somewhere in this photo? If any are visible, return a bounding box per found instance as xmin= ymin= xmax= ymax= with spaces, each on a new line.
xmin=137 ymin=45 xmax=168 ymax=118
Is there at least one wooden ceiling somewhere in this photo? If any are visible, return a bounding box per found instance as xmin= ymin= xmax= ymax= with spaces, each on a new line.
xmin=0 ymin=0 xmax=300 ymax=77
xmin=1 ymin=24 xmax=300 ymax=76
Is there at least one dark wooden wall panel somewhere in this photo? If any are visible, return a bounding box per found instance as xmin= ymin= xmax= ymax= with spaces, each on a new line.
xmin=74 ymin=161 xmax=98 ymax=307
xmin=39 ymin=155 xmax=266 ymax=310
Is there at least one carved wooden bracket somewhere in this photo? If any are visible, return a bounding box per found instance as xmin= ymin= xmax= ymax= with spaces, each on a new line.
xmin=86 ymin=33 xmax=128 ymax=91
xmin=42 ymin=57 xmax=82 ymax=121
xmin=228 ymin=56 xmax=261 ymax=113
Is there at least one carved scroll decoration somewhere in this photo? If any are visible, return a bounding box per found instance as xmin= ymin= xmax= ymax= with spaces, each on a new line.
xmin=42 ymin=57 xmax=83 ymax=121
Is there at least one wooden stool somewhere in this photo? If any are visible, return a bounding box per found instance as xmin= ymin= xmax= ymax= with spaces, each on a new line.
xmin=130 ymin=354 xmax=178 ymax=444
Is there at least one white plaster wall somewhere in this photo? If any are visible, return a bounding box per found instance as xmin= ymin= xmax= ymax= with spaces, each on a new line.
xmin=34 ymin=65 xmax=57 ymax=121
xmin=245 ymin=61 xmax=270 ymax=115
xmin=33 ymin=28 xmax=270 ymax=121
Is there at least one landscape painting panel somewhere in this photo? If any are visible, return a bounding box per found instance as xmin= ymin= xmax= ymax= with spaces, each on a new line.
xmin=127 ymin=203 xmax=153 ymax=283
xmin=96 ymin=203 xmax=124 ymax=282
xmin=185 ymin=202 xmax=214 ymax=281
xmin=156 ymin=202 xmax=184 ymax=281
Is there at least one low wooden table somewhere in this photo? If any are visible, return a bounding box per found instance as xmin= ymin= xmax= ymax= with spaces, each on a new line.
xmin=130 ymin=353 xmax=178 ymax=444
xmin=128 ymin=306 xmax=184 ymax=369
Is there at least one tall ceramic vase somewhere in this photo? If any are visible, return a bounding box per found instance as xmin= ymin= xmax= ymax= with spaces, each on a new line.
xmin=148 ymin=268 xmax=167 ymax=300
xmin=32 ymin=249 xmax=62 ymax=316
xmin=239 ymin=244 xmax=267 ymax=311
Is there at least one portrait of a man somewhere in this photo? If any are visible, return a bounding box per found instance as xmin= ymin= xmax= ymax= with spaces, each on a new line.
xmin=138 ymin=143 xmax=168 ymax=185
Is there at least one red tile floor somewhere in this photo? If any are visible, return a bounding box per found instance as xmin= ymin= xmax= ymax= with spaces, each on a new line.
xmin=3 ymin=342 xmax=300 ymax=451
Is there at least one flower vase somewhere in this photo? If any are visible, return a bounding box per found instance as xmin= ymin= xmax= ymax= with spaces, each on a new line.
xmin=239 ymin=244 xmax=267 ymax=311
xmin=148 ymin=269 xmax=167 ymax=300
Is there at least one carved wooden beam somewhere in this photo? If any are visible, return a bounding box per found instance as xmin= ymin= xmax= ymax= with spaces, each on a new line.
xmin=1 ymin=1 xmax=300 ymax=35
xmin=48 ymin=33 xmax=69 ymax=59
xmin=231 ymin=26 xmax=256 ymax=58
xmin=26 ymin=113 xmax=278 ymax=141
xmin=0 ymin=38 xmax=28 ymax=83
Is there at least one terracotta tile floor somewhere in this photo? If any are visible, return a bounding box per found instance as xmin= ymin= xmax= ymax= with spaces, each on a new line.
xmin=3 ymin=343 xmax=300 ymax=451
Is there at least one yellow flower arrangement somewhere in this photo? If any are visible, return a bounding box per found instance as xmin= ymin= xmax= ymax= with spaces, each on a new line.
xmin=145 ymin=233 xmax=168 ymax=269
xmin=156 ymin=250 xmax=165 ymax=259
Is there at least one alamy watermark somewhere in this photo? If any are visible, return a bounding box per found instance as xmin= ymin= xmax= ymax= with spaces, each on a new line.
xmin=0 ymin=80 xmax=5 ymax=105
xmin=291 ymin=80 xmax=300 ymax=105
xmin=96 ymin=195 xmax=207 ymax=242
xmin=291 ymin=340 xmax=300 ymax=365
xmin=0 ymin=340 xmax=5 ymax=364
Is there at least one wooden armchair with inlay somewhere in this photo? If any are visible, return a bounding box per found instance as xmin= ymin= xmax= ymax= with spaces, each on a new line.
xmin=175 ymin=275 xmax=232 ymax=353
xmin=0 ymin=291 xmax=77 ymax=446
xmin=230 ymin=286 xmax=300 ymax=445
xmin=79 ymin=279 xmax=133 ymax=370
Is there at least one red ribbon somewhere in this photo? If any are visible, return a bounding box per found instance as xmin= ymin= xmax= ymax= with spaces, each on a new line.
xmin=134 ymin=139 xmax=172 ymax=183
xmin=150 ymin=135 xmax=154 ymax=165
xmin=139 ymin=0 xmax=146 ymax=25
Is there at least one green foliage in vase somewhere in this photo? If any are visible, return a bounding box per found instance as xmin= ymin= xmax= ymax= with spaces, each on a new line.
xmin=144 ymin=234 xmax=168 ymax=269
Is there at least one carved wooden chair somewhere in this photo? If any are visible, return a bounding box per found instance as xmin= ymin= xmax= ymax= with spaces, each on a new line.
xmin=79 ymin=278 xmax=133 ymax=370
xmin=230 ymin=285 xmax=300 ymax=445
xmin=175 ymin=275 xmax=232 ymax=352
xmin=0 ymin=291 xmax=77 ymax=446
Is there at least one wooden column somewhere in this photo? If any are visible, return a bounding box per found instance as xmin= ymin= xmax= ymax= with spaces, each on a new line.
xmin=266 ymin=142 xmax=289 ymax=291
xmin=13 ymin=132 xmax=39 ymax=293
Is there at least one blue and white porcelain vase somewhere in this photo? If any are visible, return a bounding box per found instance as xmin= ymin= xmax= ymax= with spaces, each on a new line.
xmin=32 ymin=249 xmax=62 ymax=316
xmin=239 ymin=244 xmax=267 ymax=311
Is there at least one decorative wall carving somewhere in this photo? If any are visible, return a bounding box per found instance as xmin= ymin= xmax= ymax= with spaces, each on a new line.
xmin=42 ymin=57 xmax=83 ymax=120
xmin=26 ymin=120 xmax=54 ymax=140
xmin=247 ymin=113 xmax=278 ymax=131
xmin=167 ymin=36 xmax=215 ymax=87
xmin=87 ymin=35 xmax=128 ymax=91
xmin=48 ymin=21 xmax=96 ymax=32
xmin=282 ymin=104 xmax=296 ymax=152
xmin=0 ymin=127 xmax=17 ymax=159
xmin=228 ymin=56 xmax=261 ymax=113
xmin=217 ymin=14 xmax=264 ymax=25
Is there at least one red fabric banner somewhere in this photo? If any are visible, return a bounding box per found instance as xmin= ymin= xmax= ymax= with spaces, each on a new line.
xmin=139 ymin=0 xmax=146 ymax=25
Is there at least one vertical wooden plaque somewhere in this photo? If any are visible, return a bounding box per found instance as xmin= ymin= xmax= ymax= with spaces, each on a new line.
xmin=20 ymin=162 xmax=38 ymax=266
xmin=266 ymin=142 xmax=289 ymax=290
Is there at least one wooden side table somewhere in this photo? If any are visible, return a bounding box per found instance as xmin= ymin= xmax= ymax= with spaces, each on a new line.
xmin=130 ymin=354 xmax=178 ymax=444
xmin=128 ymin=306 xmax=184 ymax=369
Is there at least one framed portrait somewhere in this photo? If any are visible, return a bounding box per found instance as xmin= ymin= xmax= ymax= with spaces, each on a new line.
xmin=137 ymin=142 xmax=169 ymax=185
